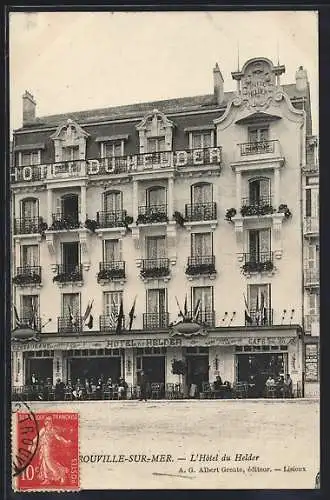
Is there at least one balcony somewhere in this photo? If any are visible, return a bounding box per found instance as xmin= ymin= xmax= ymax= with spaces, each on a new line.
xmin=304 ymin=268 xmax=319 ymax=288
xmin=143 ymin=312 xmax=169 ymax=330
xmin=245 ymin=309 xmax=274 ymax=327
xmin=96 ymin=210 xmax=127 ymax=229
xmin=304 ymin=217 xmax=319 ymax=237
xmin=136 ymin=205 xmax=168 ymax=225
xmin=17 ymin=316 xmax=41 ymax=332
xmin=240 ymin=197 xmax=274 ymax=217
xmin=185 ymin=202 xmax=217 ymax=222
xmin=53 ymin=264 xmax=83 ymax=284
xmin=97 ymin=261 xmax=126 ymax=282
xmin=185 ymin=309 xmax=216 ymax=327
xmin=58 ymin=316 xmax=83 ymax=334
xmin=241 ymin=252 xmax=274 ymax=274
xmin=11 ymin=147 xmax=222 ymax=185
xmin=140 ymin=258 xmax=170 ymax=279
xmin=13 ymin=266 xmax=42 ymax=286
xmin=186 ymin=255 xmax=216 ymax=276
xmin=240 ymin=140 xmax=278 ymax=156
xmin=232 ymin=140 xmax=284 ymax=173
xmin=14 ymin=217 xmax=46 ymax=235
xmin=50 ymin=213 xmax=81 ymax=231
xmin=99 ymin=315 xmax=126 ymax=333
xmin=302 ymin=163 xmax=319 ymax=175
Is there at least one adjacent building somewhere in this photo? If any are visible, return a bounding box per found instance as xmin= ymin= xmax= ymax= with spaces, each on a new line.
xmin=11 ymin=57 xmax=318 ymax=397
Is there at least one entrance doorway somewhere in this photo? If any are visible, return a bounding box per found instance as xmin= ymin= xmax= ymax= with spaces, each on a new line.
xmin=236 ymin=352 xmax=287 ymax=395
xmin=26 ymin=358 xmax=53 ymax=384
xmin=62 ymin=194 xmax=79 ymax=224
xmin=186 ymin=355 xmax=209 ymax=395
xmin=142 ymin=356 xmax=165 ymax=384
xmin=69 ymin=357 xmax=121 ymax=384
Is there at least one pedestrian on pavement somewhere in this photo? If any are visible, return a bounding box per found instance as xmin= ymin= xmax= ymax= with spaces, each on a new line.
xmin=139 ymin=370 xmax=148 ymax=401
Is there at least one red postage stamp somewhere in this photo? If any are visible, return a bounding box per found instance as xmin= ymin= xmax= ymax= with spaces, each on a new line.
xmin=15 ymin=412 xmax=79 ymax=491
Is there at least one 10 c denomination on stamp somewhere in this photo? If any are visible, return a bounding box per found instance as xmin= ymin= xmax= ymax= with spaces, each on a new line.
xmin=16 ymin=412 xmax=79 ymax=491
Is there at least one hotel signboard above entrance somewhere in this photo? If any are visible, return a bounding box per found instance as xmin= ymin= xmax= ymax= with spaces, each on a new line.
xmin=12 ymin=333 xmax=297 ymax=351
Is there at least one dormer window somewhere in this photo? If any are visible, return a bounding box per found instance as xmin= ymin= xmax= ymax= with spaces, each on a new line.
xmin=136 ymin=109 xmax=174 ymax=154
xmin=191 ymin=131 xmax=213 ymax=149
xmin=248 ymin=126 xmax=269 ymax=143
xmin=19 ymin=150 xmax=41 ymax=167
xmin=62 ymin=146 xmax=79 ymax=162
xmin=50 ymin=118 xmax=89 ymax=163
xmin=101 ymin=141 xmax=123 ymax=159
xmin=147 ymin=137 xmax=166 ymax=153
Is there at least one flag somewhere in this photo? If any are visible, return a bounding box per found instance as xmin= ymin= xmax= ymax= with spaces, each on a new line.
xmin=175 ymin=296 xmax=183 ymax=318
xmin=260 ymin=292 xmax=266 ymax=325
xmin=116 ymin=297 xmax=124 ymax=334
xmin=256 ymin=293 xmax=260 ymax=325
xmin=12 ymin=303 xmax=21 ymax=329
xmin=83 ymin=300 xmax=93 ymax=323
xmin=68 ymin=305 xmax=76 ymax=327
xmin=83 ymin=300 xmax=94 ymax=328
xmin=193 ymin=299 xmax=201 ymax=322
xmin=29 ymin=298 xmax=37 ymax=330
xmin=243 ymin=294 xmax=252 ymax=325
xmin=129 ymin=296 xmax=137 ymax=331
xmin=184 ymin=294 xmax=188 ymax=319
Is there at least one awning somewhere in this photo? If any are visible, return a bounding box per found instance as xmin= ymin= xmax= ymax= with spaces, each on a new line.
xmin=14 ymin=143 xmax=45 ymax=152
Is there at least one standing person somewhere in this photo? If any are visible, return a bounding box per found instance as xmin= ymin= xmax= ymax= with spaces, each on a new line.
xmin=54 ymin=378 xmax=65 ymax=401
xmin=284 ymin=373 xmax=293 ymax=398
xmin=118 ymin=377 xmax=128 ymax=400
xmin=139 ymin=370 xmax=148 ymax=402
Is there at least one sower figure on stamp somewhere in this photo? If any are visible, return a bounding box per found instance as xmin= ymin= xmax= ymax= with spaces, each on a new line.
xmin=138 ymin=370 xmax=148 ymax=402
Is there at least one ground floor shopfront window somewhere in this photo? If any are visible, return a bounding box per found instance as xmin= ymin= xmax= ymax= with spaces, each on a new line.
xmin=25 ymin=350 xmax=54 ymax=384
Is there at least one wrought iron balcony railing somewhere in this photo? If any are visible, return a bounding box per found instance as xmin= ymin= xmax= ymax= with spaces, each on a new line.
xmin=184 ymin=309 xmax=216 ymax=327
xmin=137 ymin=205 xmax=168 ymax=224
xmin=97 ymin=261 xmax=126 ymax=281
xmin=140 ymin=258 xmax=170 ymax=278
xmin=14 ymin=217 xmax=43 ymax=235
xmin=240 ymin=197 xmax=274 ymax=217
xmin=96 ymin=210 xmax=127 ymax=228
xmin=304 ymin=268 xmax=319 ymax=287
xmin=11 ymin=147 xmax=222 ymax=183
xmin=304 ymin=217 xmax=319 ymax=235
xmin=143 ymin=312 xmax=169 ymax=329
xmin=241 ymin=252 xmax=274 ymax=273
xmin=13 ymin=266 xmax=42 ymax=285
xmin=51 ymin=213 xmax=80 ymax=230
xmin=99 ymin=315 xmax=126 ymax=332
xmin=245 ymin=308 xmax=273 ymax=327
xmin=58 ymin=316 xmax=83 ymax=334
xmin=240 ymin=140 xmax=277 ymax=156
xmin=186 ymin=255 xmax=216 ymax=275
xmin=17 ymin=316 xmax=41 ymax=332
xmin=53 ymin=264 xmax=83 ymax=283
xmin=184 ymin=202 xmax=217 ymax=222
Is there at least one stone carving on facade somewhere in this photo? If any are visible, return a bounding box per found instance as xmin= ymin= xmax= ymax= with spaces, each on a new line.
xmin=169 ymin=319 xmax=208 ymax=338
xmin=50 ymin=118 xmax=90 ymax=162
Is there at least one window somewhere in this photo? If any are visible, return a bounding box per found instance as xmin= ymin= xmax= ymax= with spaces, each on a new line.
xmin=104 ymin=291 xmax=122 ymax=316
xmin=62 ymin=293 xmax=80 ymax=317
xmin=147 ymin=186 xmax=166 ymax=206
xmin=146 ymin=236 xmax=166 ymax=259
xmin=62 ymin=146 xmax=79 ymax=162
xmin=102 ymin=141 xmax=123 ymax=158
xmin=249 ymin=229 xmax=271 ymax=261
xmin=191 ymin=183 xmax=212 ymax=204
xmin=308 ymin=292 xmax=319 ymax=317
xmin=21 ymin=295 xmax=39 ymax=320
xmin=147 ymin=137 xmax=166 ymax=153
xmin=306 ymin=244 xmax=319 ymax=271
xmin=19 ymin=151 xmax=40 ymax=167
xmin=248 ymin=127 xmax=269 ymax=143
xmin=192 ymin=286 xmax=213 ymax=312
xmin=191 ymin=233 xmax=212 ymax=257
xmin=103 ymin=191 xmax=122 ymax=212
xmin=21 ymin=198 xmax=38 ymax=219
xmin=147 ymin=289 xmax=166 ymax=315
xmin=248 ymin=178 xmax=270 ymax=204
xmin=103 ymin=239 xmax=120 ymax=262
xmin=21 ymin=245 xmax=39 ymax=267
xmin=305 ymin=187 xmax=319 ymax=218
xmin=55 ymin=194 xmax=79 ymax=222
xmin=62 ymin=242 xmax=80 ymax=270
xmin=191 ymin=131 xmax=213 ymax=149
xmin=248 ymin=284 xmax=271 ymax=312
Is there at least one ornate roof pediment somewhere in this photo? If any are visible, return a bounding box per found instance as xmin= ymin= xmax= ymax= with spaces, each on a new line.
xmin=136 ymin=108 xmax=174 ymax=135
xmin=50 ymin=118 xmax=89 ymax=142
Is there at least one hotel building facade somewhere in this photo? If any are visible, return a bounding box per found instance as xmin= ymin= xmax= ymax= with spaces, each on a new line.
xmin=10 ymin=57 xmax=319 ymax=397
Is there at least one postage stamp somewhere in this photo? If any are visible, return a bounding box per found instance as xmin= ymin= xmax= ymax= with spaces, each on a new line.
xmin=14 ymin=411 xmax=79 ymax=491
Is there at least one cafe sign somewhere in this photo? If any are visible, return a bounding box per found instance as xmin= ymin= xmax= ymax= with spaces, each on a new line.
xmin=11 ymin=147 xmax=222 ymax=183
xmin=12 ymin=334 xmax=296 ymax=351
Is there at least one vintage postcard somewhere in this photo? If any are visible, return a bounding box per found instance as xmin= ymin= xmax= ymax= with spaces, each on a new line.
xmin=9 ymin=10 xmax=319 ymax=491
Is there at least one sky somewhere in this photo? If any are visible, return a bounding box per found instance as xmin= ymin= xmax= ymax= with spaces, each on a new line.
xmin=9 ymin=10 xmax=318 ymax=135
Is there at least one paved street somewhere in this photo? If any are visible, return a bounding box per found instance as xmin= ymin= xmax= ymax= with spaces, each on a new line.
xmin=13 ymin=399 xmax=319 ymax=490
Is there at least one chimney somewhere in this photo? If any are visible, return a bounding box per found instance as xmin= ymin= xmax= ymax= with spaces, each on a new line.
xmin=295 ymin=66 xmax=308 ymax=91
xmin=22 ymin=91 xmax=36 ymax=125
xmin=213 ymin=63 xmax=224 ymax=105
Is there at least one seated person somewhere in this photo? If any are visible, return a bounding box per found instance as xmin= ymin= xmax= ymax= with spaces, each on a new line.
xmin=118 ymin=377 xmax=128 ymax=399
xmin=265 ymin=375 xmax=275 ymax=388
xmin=95 ymin=378 xmax=103 ymax=399
xmin=73 ymin=379 xmax=83 ymax=400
